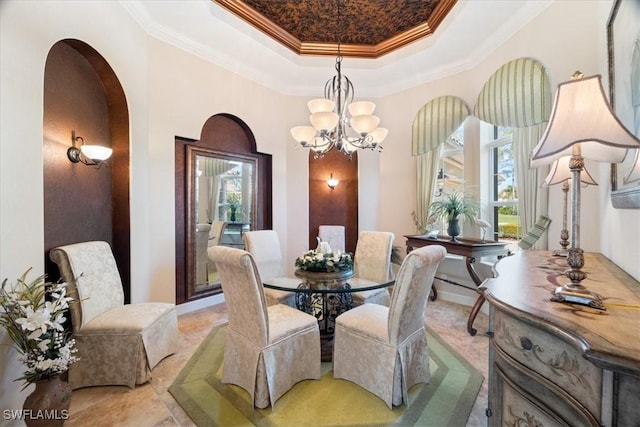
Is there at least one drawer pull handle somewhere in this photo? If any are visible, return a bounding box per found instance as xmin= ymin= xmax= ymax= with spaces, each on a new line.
xmin=520 ymin=337 xmax=533 ymax=350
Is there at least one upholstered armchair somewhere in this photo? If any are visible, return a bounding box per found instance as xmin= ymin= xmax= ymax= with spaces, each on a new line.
xmin=333 ymin=244 xmax=447 ymax=408
xmin=49 ymin=241 xmax=178 ymax=389
xmin=209 ymin=246 xmax=321 ymax=408
xmin=350 ymin=231 xmax=395 ymax=306
xmin=318 ymin=225 xmax=345 ymax=252
xmin=242 ymin=230 xmax=296 ymax=307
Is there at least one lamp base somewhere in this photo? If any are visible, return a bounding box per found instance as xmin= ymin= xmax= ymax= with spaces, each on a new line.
xmin=550 ymin=284 xmax=605 ymax=310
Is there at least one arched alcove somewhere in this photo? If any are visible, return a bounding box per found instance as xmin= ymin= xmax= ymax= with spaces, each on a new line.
xmin=43 ymin=39 xmax=130 ymax=300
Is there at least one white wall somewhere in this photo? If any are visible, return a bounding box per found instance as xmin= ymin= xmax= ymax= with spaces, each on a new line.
xmin=1 ymin=0 xmax=638 ymax=415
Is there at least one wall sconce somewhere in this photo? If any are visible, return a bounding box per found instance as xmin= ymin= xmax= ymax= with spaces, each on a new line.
xmin=67 ymin=132 xmax=112 ymax=167
xmin=327 ymin=173 xmax=339 ymax=190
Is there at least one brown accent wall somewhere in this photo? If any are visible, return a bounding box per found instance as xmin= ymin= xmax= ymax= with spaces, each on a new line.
xmin=43 ymin=40 xmax=130 ymax=300
xmin=308 ymin=149 xmax=358 ymax=253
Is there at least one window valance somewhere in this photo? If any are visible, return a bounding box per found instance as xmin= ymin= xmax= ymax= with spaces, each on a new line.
xmin=411 ymin=95 xmax=470 ymax=156
xmin=203 ymin=158 xmax=235 ymax=176
xmin=473 ymin=58 xmax=551 ymax=127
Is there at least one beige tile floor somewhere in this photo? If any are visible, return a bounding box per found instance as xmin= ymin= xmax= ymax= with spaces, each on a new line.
xmin=65 ymin=299 xmax=490 ymax=427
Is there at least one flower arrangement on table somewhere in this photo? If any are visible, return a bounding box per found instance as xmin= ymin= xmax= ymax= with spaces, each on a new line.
xmin=295 ymin=249 xmax=353 ymax=273
xmin=0 ymin=268 xmax=78 ymax=388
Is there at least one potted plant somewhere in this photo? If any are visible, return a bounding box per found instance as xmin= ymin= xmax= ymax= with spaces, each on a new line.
xmin=227 ymin=193 xmax=241 ymax=222
xmin=428 ymin=190 xmax=480 ymax=241
xmin=0 ymin=268 xmax=77 ymax=426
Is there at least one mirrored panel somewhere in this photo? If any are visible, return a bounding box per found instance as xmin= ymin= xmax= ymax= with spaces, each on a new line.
xmin=608 ymin=0 xmax=640 ymax=208
xmin=186 ymin=146 xmax=257 ymax=298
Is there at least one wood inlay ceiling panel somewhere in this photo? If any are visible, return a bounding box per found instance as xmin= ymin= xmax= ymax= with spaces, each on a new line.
xmin=213 ymin=0 xmax=457 ymax=58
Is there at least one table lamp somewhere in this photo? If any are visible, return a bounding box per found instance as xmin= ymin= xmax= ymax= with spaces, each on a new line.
xmin=530 ymin=72 xmax=640 ymax=309
xmin=542 ymin=155 xmax=597 ymax=257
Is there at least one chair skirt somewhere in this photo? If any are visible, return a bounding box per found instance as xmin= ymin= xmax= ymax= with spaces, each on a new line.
xmin=222 ymin=304 xmax=321 ymax=408
xmin=69 ymin=302 xmax=178 ymax=389
xmin=333 ymin=304 xmax=430 ymax=408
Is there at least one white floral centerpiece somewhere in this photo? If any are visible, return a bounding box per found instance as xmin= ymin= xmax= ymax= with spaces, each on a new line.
xmin=295 ymin=247 xmax=353 ymax=273
xmin=0 ymin=268 xmax=78 ymax=388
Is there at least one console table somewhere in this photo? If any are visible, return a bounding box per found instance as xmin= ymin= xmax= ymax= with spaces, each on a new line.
xmin=483 ymin=251 xmax=640 ymax=426
xmin=405 ymin=235 xmax=508 ymax=335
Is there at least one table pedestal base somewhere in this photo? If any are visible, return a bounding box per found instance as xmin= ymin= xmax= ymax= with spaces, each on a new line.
xmin=294 ymin=269 xmax=354 ymax=361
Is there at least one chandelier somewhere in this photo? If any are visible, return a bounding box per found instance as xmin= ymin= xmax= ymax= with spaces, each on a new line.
xmin=290 ymin=1 xmax=387 ymax=158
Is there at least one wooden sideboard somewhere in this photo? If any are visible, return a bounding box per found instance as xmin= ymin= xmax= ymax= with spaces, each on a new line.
xmin=482 ymin=251 xmax=640 ymax=426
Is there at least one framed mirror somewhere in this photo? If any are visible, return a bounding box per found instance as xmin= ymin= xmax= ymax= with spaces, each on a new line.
xmin=186 ymin=146 xmax=257 ymax=298
xmin=607 ymin=0 xmax=640 ymax=209
xmin=175 ymin=113 xmax=273 ymax=304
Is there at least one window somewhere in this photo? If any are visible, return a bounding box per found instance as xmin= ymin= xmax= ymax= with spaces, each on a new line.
xmin=217 ymin=162 xmax=245 ymax=222
xmin=436 ymin=123 xmax=464 ymax=197
xmin=488 ymin=126 xmax=520 ymax=241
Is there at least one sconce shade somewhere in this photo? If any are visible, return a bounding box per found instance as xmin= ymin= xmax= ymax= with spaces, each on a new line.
xmin=81 ymin=144 xmax=113 ymax=162
xmin=542 ymin=155 xmax=598 ymax=187
xmin=530 ymin=74 xmax=640 ymax=168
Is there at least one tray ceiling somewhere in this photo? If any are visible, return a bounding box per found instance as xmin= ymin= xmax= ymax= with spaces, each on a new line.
xmin=213 ymin=0 xmax=457 ymax=58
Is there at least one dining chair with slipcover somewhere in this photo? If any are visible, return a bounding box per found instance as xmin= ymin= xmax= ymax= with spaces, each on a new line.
xmin=333 ymin=244 xmax=447 ymax=408
xmin=196 ymin=223 xmax=211 ymax=284
xmin=207 ymin=220 xmax=227 ymax=276
xmin=209 ymin=245 xmax=321 ymax=408
xmin=242 ymin=230 xmax=296 ymax=307
xmin=350 ymin=231 xmax=395 ymax=307
xmin=49 ymin=241 xmax=178 ymax=389
xmin=318 ymin=225 xmax=345 ymax=252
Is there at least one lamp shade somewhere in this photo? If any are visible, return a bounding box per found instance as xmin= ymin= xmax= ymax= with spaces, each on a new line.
xmin=290 ymin=126 xmax=317 ymax=143
xmin=530 ymin=74 xmax=640 ymax=168
xmin=369 ymin=127 xmax=388 ymax=143
xmin=310 ymin=112 xmax=340 ymax=132
xmin=81 ymin=145 xmax=112 ymax=161
xmin=350 ymin=115 xmax=380 ymax=135
xmin=307 ymin=99 xmax=335 ymax=113
xmin=542 ymin=155 xmax=598 ymax=187
xmin=348 ymin=101 xmax=375 ymax=116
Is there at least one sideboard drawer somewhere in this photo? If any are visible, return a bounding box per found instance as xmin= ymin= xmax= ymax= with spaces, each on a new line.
xmin=493 ymin=309 xmax=602 ymax=417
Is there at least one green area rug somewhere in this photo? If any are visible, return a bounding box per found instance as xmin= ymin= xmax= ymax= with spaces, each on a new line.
xmin=169 ymin=324 xmax=483 ymax=426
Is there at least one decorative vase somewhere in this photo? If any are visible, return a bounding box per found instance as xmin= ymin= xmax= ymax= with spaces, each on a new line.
xmin=22 ymin=374 xmax=72 ymax=427
xmin=447 ymin=218 xmax=461 ymax=242
xmin=294 ymin=268 xmax=354 ymax=290
xmin=229 ymin=206 xmax=237 ymax=222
